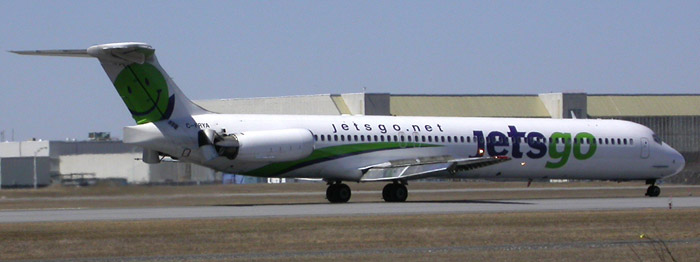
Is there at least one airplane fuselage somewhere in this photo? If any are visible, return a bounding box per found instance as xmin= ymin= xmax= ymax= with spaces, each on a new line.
xmin=134 ymin=113 xmax=685 ymax=182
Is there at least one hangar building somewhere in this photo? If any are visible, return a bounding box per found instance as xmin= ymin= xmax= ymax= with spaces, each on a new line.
xmin=198 ymin=92 xmax=699 ymax=184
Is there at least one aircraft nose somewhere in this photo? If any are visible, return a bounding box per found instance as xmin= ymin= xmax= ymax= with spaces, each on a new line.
xmin=670 ymin=149 xmax=685 ymax=176
xmin=672 ymin=150 xmax=685 ymax=174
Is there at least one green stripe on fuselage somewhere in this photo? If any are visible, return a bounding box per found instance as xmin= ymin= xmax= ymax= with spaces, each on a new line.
xmin=243 ymin=142 xmax=440 ymax=177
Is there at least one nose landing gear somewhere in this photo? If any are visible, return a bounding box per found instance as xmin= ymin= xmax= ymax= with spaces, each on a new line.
xmin=645 ymin=179 xmax=661 ymax=197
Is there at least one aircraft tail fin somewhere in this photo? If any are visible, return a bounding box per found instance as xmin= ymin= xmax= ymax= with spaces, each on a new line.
xmin=12 ymin=42 xmax=208 ymax=124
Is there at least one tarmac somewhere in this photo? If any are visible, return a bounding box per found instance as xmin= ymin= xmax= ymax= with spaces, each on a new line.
xmin=2 ymin=196 xmax=698 ymax=223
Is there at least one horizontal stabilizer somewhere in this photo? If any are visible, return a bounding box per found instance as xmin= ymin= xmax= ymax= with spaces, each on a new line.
xmin=10 ymin=49 xmax=90 ymax=57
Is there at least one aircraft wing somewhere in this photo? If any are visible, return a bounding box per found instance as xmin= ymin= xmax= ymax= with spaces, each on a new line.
xmin=359 ymin=155 xmax=510 ymax=182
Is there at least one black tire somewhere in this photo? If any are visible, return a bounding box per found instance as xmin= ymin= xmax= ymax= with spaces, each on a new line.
xmin=383 ymin=184 xmax=396 ymax=202
xmin=327 ymin=183 xmax=351 ymax=203
xmin=336 ymin=184 xmax=351 ymax=203
xmin=326 ymin=184 xmax=338 ymax=203
xmin=646 ymin=185 xmax=661 ymax=197
xmin=383 ymin=183 xmax=408 ymax=202
xmin=394 ymin=184 xmax=408 ymax=202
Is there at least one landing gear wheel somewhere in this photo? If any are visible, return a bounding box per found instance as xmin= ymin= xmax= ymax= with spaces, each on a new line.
xmin=646 ymin=185 xmax=661 ymax=197
xmin=382 ymin=183 xmax=408 ymax=202
xmin=382 ymin=184 xmax=395 ymax=202
xmin=326 ymin=183 xmax=351 ymax=203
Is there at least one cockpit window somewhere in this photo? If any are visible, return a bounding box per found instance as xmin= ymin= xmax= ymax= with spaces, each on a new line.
xmin=652 ymin=134 xmax=662 ymax=145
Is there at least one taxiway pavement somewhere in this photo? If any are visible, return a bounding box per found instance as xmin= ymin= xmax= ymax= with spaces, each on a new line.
xmin=1 ymin=196 xmax=698 ymax=223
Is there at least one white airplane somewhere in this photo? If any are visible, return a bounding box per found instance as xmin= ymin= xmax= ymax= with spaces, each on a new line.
xmin=13 ymin=42 xmax=685 ymax=203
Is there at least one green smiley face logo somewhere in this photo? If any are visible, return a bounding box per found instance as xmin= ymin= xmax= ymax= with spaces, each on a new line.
xmin=114 ymin=63 xmax=174 ymax=124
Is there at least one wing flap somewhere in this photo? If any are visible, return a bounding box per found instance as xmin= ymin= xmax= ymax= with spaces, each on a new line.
xmin=360 ymin=155 xmax=510 ymax=182
xmin=361 ymin=162 xmax=453 ymax=182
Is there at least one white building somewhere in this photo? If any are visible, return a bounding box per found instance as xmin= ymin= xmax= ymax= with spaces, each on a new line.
xmin=0 ymin=140 xmax=216 ymax=187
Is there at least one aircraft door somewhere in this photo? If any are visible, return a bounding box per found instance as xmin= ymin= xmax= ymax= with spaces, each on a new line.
xmin=640 ymin=138 xmax=650 ymax=159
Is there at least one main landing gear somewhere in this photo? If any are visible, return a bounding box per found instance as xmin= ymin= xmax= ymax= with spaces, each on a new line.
xmin=326 ymin=181 xmax=351 ymax=203
xmin=383 ymin=181 xmax=408 ymax=202
xmin=645 ymin=179 xmax=661 ymax=197
xmin=324 ymin=180 xmax=409 ymax=203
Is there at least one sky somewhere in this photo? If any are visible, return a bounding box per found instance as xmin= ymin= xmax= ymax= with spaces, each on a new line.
xmin=1 ymin=1 xmax=698 ymax=141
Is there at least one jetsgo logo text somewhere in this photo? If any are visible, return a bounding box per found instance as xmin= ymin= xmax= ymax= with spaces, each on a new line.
xmin=470 ymin=126 xmax=597 ymax=168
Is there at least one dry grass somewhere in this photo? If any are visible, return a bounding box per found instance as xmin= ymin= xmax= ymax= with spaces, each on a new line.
xmin=0 ymin=209 xmax=698 ymax=261
xmin=1 ymin=181 xmax=698 ymax=210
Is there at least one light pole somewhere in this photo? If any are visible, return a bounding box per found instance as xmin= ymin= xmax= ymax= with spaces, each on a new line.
xmin=33 ymin=146 xmax=48 ymax=189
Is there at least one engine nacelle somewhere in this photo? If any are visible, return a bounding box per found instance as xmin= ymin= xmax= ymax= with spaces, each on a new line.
xmin=199 ymin=128 xmax=315 ymax=163
xmin=234 ymin=129 xmax=315 ymax=162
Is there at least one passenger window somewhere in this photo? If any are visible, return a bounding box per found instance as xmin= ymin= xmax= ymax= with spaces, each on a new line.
xmin=447 ymin=136 xmax=452 ymax=143
xmin=313 ymin=135 xmax=318 ymax=141
xmin=334 ymin=135 xmax=338 ymax=141
xmin=428 ymin=136 xmax=433 ymax=142
xmin=361 ymin=135 xmax=365 ymax=142
xmin=460 ymin=136 xmax=465 ymax=143
xmin=341 ymin=135 xmax=345 ymax=141
xmin=441 ymin=136 xmax=445 ymax=143
xmin=467 ymin=136 xmax=471 ymax=143
xmin=623 ymin=138 xmax=627 ymax=145
xmin=422 ymin=136 xmax=426 ymax=142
